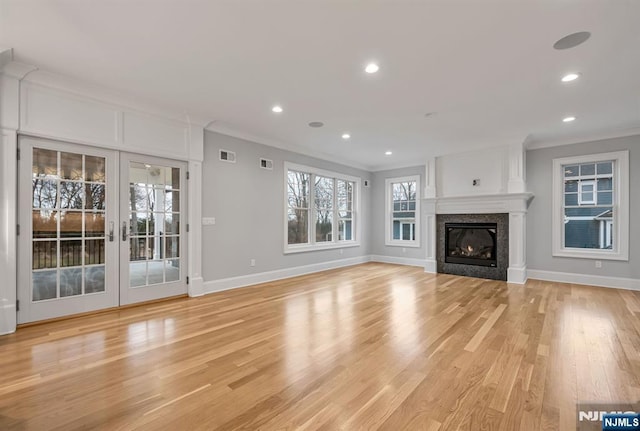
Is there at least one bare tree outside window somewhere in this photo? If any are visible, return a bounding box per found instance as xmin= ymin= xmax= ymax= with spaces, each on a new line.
xmin=287 ymin=171 xmax=309 ymax=244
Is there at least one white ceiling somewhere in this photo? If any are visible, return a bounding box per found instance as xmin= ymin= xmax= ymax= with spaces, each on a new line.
xmin=1 ymin=0 xmax=639 ymax=170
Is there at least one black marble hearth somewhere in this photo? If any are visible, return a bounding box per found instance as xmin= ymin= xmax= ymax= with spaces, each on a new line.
xmin=437 ymin=213 xmax=509 ymax=281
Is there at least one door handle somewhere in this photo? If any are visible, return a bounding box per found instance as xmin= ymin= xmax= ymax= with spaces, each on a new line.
xmin=122 ymin=222 xmax=128 ymax=241
xmin=109 ymin=222 xmax=115 ymax=242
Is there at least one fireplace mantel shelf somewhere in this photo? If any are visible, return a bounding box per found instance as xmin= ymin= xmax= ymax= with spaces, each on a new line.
xmin=423 ymin=192 xmax=534 ymax=215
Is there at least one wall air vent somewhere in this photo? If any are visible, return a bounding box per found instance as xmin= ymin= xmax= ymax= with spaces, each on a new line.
xmin=259 ymin=158 xmax=273 ymax=170
xmin=219 ymin=149 xmax=236 ymax=163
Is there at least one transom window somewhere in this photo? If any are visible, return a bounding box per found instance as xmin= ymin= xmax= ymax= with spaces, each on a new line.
xmin=285 ymin=163 xmax=359 ymax=253
xmin=385 ymin=175 xmax=420 ymax=247
xmin=553 ymin=151 xmax=629 ymax=260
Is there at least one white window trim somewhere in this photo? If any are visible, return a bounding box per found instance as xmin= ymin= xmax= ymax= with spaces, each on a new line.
xmin=552 ymin=151 xmax=629 ymax=260
xmin=283 ymin=162 xmax=361 ymax=254
xmin=385 ymin=175 xmax=421 ymax=248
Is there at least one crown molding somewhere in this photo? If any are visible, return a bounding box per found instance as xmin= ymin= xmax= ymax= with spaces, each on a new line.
xmin=526 ymin=127 xmax=640 ymax=150
xmin=205 ymin=122 xmax=372 ymax=172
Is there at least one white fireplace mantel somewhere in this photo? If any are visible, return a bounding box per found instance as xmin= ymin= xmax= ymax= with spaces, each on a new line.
xmin=422 ymin=192 xmax=534 ymax=284
xmin=426 ymin=192 xmax=534 ymax=215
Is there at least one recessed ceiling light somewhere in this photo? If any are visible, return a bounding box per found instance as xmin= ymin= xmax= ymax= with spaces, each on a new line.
xmin=272 ymin=105 xmax=283 ymax=113
xmin=553 ymin=31 xmax=591 ymax=50
xmin=365 ymin=63 xmax=379 ymax=74
xmin=561 ymin=73 xmax=580 ymax=82
xmin=385 ymin=151 xmax=392 ymax=156
xmin=342 ymin=133 xmax=351 ymax=140
xmin=308 ymin=121 xmax=324 ymax=128
xmin=563 ymin=116 xmax=576 ymax=122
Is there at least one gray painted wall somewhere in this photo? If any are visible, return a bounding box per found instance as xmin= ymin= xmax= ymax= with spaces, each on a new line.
xmin=370 ymin=166 xmax=426 ymax=260
xmin=202 ymin=131 xmax=372 ymax=282
xmin=526 ymin=134 xmax=639 ymax=279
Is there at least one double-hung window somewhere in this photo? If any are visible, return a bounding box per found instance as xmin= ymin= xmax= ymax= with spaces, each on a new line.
xmin=385 ymin=175 xmax=420 ymax=247
xmin=285 ymin=162 xmax=359 ymax=253
xmin=552 ymin=151 xmax=629 ymax=260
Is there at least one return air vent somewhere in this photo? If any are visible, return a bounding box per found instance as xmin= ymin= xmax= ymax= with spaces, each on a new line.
xmin=219 ymin=149 xmax=236 ymax=163
xmin=259 ymin=158 xmax=273 ymax=170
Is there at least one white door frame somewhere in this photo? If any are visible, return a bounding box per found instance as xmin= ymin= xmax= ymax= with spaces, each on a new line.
xmin=17 ymin=136 xmax=120 ymax=323
xmin=119 ymin=152 xmax=188 ymax=305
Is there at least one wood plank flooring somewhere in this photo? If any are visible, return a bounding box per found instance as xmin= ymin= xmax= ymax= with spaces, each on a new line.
xmin=1 ymin=262 xmax=640 ymax=430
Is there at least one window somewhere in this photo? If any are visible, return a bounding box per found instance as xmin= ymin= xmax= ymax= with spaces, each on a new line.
xmin=385 ymin=175 xmax=420 ymax=247
xmin=552 ymin=151 xmax=629 ymax=260
xmin=285 ymin=163 xmax=359 ymax=253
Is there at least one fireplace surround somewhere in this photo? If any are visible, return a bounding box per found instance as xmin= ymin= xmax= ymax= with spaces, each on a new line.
xmin=437 ymin=213 xmax=509 ymax=280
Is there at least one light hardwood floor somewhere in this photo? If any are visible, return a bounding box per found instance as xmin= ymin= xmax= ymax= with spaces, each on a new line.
xmin=1 ymin=263 xmax=639 ymax=430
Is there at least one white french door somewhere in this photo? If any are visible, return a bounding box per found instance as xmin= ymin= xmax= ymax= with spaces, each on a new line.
xmin=119 ymin=153 xmax=187 ymax=305
xmin=17 ymin=136 xmax=187 ymax=323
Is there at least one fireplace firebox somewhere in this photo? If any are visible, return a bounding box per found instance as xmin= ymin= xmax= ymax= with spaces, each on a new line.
xmin=445 ymin=223 xmax=497 ymax=267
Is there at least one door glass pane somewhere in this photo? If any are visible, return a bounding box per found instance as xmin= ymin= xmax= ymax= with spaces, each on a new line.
xmin=33 ymin=148 xmax=58 ymax=178
xmin=85 ymin=184 xmax=106 ymax=210
xmin=85 ymin=156 xmax=106 ymax=182
xmin=60 ymin=152 xmax=83 ymax=180
xmin=148 ymin=260 xmax=164 ymax=284
xmin=33 ymin=271 xmax=57 ymax=301
xmin=33 ymin=210 xmax=57 ymax=238
xmin=84 ymin=212 xmax=105 ymax=237
xmin=85 ymin=266 xmax=105 ymax=293
xmin=31 ymin=148 xmax=108 ymax=302
xmin=60 ymin=211 xmax=82 ymax=237
xmin=60 ymin=268 xmax=82 ymax=297
xmin=33 ymin=241 xmax=57 ymax=269
xmin=85 ymin=239 xmax=105 ymax=265
xmin=60 ymin=182 xmax=84 ymax=209
xmin=129 ymin=261 xmax=147 ymax=287
xmin=166 ymin=259 xmax=180 ymax=282
xmin=128 ymin=161 xmax=181 ymax=288
xmin=33 ymin=180 xmax=58 ymax=209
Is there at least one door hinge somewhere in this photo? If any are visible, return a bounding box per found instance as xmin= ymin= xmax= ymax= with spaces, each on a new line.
xmin=186 ymin=276 xmax=189 ymax=285
xmin=186 ymin=171 xmax=190 ymax=180
xmin=17 ymin=147 xmax=21 ymax=161
xmin=186 ymin=224 xmax=190 ymax=233
xmin=16 ymin=224 xmax=20 ymax=236
xmin=16 ymin=300 xmax=19 ymax=311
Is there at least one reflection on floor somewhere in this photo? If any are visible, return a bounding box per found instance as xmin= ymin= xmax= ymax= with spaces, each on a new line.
xmin=3 ymin=263 xmax=640 ymax=430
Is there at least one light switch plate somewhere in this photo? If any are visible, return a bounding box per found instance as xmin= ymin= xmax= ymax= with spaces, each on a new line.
xmin=202 ymin=217 xmax=216 ymax=225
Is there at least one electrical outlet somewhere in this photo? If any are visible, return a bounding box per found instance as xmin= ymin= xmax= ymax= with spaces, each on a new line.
xmin=339 ymin=249 xmax=344 ymax=255
xmin=595 ymin=260 xmax=602 ymax=268
xmin=402 ymin=248 xmax=407 ymax=253
xmin=250 ymin=259 xmax=256 ymax=267
xmin=472 ymin=179 xmax=480 ymax=186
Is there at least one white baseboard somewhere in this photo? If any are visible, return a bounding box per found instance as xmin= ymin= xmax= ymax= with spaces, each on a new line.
xmin=370 ymin=255 xmax=427 ymax=267
xmin=0 ymin=300 xmax=17 ymax=335
xmin=507 ymin=265 xmax=527 ymax=285
xmin=202 ymin=256 xmax=371 ymax=295
xmin=188 ymin=276 xmax=205 ymax=297
xmin=424 ymin=258 xmax=437 ymax=274
xmin=527 ymin=269 xmax=640 ymax=291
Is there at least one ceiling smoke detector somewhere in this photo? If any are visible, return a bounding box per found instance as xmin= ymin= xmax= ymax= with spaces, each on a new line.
xmin=553 ymin=32 xmax=591 ymax=50
xmin=308 ymin=121 xmax=324 ymax=128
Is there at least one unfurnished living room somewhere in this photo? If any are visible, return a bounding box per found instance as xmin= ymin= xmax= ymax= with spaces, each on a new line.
xmin=0 ymin=1 xmax=639 ymax=430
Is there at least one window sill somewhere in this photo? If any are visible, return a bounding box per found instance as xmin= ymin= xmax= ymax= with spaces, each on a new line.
xmin=552 ymin=248 xmax=628 ymax=261
xmin=284 ymin=242 xmax=360 ymax=254
xmin=385 ymin=241 xmax=421 ymax=248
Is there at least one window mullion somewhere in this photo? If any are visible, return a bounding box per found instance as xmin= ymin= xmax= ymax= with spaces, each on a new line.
xmin=332 ymin=178 xmax=337 ymax=243
xmin=309 ymin=174 xmax=315 ymax=245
